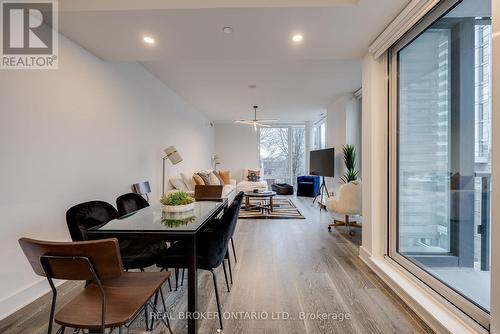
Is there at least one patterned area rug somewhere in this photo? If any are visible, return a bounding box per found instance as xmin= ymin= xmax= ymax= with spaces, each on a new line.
xmin=239 ymin=197 xmax=305 ymax=219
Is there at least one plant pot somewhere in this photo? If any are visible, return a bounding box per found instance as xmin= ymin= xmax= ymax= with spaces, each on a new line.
xmin=162 ymin=202 xmax=195 ymax=213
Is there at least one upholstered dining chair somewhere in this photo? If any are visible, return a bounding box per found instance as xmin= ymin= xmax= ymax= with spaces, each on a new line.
xmin=155 ymin=191 xmax=244 ymax=332
xmin=66 ymin=201 xmax=167 ymax=272
xmin=18 ymin=237 xmax=172 ymax=334
xmin=116 ymin=192 xmax=150 ymax=217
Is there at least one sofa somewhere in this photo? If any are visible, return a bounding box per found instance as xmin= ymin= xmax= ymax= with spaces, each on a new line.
xmin=236 ymin=168 xmax=268 ymax=193
xmin=168 ymin=170 xmax=237 ymax=202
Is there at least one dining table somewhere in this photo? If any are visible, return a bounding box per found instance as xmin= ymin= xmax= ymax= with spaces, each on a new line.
xmin=88 ymin=199 xmax=228 ymax=334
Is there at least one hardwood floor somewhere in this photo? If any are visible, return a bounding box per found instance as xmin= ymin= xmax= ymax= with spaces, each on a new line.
xmin=0 ymin=197 xmax=434 ymax=334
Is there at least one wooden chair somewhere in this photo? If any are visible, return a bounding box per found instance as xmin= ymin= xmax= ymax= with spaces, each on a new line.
xmin=18 ymin=238 xmax=172 ymax=334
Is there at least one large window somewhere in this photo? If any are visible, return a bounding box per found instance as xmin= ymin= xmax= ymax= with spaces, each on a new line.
xmin=389 ymin=0 xmax=491 ymax=327
xmin=313 ymin=119 xmax=327 ymax=150
xmin=259 ymin=126 xmax=305 ymax=186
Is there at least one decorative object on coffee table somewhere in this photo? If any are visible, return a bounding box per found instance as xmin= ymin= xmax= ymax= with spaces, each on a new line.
xmin=272 ymin=183 xmax=294 ymax=195
xmin=162 ymin=146 xmax=183 ymax=195
xmin=161 ymin=191 xmax=195 ymax=212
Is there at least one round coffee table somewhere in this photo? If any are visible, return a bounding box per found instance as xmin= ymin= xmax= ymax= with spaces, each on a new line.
xmin=243 ymin=191 xmax=277 ymax=214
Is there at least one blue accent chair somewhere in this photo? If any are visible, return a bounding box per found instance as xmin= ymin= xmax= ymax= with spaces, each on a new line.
xmin=297 ymin=175 xmax=320 ymax=197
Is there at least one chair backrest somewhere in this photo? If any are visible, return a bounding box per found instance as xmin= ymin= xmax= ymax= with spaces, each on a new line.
xmin=332 ymin=181 xmax=362 ymax=214
xmin=66 ymin=201 xmax=119 ymax=241
xmin=18 ymin=238 xmax=123 ymax=281
xmin=116 ymin=193 xmax=149 ymax=216
xmin=195 ymin=185 xmax=223 ymax=201
xmin=203 ymin=192 xmax=244 ymax=268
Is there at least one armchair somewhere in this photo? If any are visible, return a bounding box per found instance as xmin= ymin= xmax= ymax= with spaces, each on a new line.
xmin=297 ymin=175 xmax=320 ymax=197
xmin=326 ymin=180 xmax=362 ymax=234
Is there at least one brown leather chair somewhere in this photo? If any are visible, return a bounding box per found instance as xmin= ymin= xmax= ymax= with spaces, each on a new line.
xmin=18 ymin=238 xmax=172 ymax=334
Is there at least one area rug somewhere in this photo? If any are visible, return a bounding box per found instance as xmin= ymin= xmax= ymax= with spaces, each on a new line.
xmin=239 ymin=197 xmax=305 ymax=219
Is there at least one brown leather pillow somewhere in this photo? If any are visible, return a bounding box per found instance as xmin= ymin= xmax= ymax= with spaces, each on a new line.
xmin=193 ymin=174 xmax=205 ymax=186
xmin=218 ymin=170 xmax=231 ymax=185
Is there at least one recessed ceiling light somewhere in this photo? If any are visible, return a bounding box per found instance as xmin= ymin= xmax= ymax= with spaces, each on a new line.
xmin=223 ymin=27 xmax=233 ymax=34
xmin=292 ymin=34 xmax=303 ymax=43
xmin=143 ymin=36 xmax=155 ymax=45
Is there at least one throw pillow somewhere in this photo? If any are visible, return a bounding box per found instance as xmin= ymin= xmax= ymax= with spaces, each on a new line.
xmin=181 ymin=172 xmax=195 ymax=191
xmin=197 ymin=172 xmax=211 ymax=185
xmin=209 ymin=172 xmax=221 ymax=185
xmin=218 ymin=170 xmax=231 ymax=185
xmin=170 ymin=178 xmax=188 ymax=191
xmin=193 ymin=174 xmax=205 ymax=186
xmin=213 ymin=171 xmax=225 ymax=185
xmin=247 ymin=169 xmax=261 ymax=182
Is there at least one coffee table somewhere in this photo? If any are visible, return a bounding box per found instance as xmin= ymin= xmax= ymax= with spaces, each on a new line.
xmin=244 ymin=191 xmax=277 ymax=213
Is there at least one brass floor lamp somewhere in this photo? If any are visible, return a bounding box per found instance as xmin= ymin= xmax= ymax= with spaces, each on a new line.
xmin=162 ymin=146 xmax=183 ymax=195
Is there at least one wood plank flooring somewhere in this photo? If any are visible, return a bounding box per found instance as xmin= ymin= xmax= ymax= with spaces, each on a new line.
xmin=0 ymin=197 xmax=434 ymax=334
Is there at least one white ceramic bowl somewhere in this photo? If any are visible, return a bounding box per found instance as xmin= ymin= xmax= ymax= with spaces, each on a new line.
xmin=162 ymin=202 xmax=195 ymax=213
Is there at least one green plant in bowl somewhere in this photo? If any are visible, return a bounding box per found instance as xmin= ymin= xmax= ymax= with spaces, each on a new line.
xmin=161 ymin=216 xmax=196 ymax=228
xmin=160 ymin=191 xmax=194 ymax=206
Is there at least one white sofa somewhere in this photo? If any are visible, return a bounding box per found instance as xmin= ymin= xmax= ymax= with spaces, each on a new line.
xmin=168 ymin=171 xmax=237 ymax=202
xmin=236 ymin=168 xmax=268 ymax=193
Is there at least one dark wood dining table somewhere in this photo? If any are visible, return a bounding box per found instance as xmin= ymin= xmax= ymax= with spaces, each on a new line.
xmin=88 ymin=199 xmax=228 ymax=334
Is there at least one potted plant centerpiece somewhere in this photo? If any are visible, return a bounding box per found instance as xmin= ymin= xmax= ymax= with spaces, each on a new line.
xmin=160 ymin=191 xmax=195 ymax=213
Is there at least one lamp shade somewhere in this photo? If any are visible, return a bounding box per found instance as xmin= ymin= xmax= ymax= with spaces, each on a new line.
xmin=164 ymin=146 xmax=183 ymax=165
xmin=213 ymin=154 xmax=221 ymax=164
xmin=132 ymin=181 xmax=151 ymax=195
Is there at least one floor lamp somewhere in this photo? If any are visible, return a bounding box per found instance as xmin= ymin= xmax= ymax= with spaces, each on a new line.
xmin=162 ymin=146 xmax=183 ymax=195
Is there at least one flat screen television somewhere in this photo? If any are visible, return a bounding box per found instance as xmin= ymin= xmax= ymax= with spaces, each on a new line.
xmin=309 ymin=148 xmax=335 ymax=177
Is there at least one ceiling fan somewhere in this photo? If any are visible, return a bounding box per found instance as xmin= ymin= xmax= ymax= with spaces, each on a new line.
xmin=234 ymin=106 xmax=278 ymax=130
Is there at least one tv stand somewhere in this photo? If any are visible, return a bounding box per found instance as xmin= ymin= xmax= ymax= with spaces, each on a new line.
xmin=313 ymin=176 xmax=330 ymax=211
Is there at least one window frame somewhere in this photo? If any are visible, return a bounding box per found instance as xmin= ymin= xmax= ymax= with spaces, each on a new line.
xmin=388 ymin=0 xmax=490 ymax=328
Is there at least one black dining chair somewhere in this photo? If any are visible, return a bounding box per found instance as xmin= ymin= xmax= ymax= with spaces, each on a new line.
xmin=116 ymin=192 xmax=150 ymax=217
xmin=155 ymin=192 xmax=244 ymax=332
xmin=66 ymin=201 xmax=167 ymax=272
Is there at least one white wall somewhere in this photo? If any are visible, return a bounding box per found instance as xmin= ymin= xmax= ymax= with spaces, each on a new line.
xmin=0 ymin=34 xmax=214 ymax=319
xmin=326 ymin=93 xmax=361 ymax=193
xmin=214 ymin=123 xmax=259 ymax=182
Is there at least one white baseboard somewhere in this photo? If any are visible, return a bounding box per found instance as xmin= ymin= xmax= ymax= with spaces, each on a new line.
xmin=359 ymin=252 xmax=487 ymax=334
xmin=0 ymin=278 xmax=64 ymax=321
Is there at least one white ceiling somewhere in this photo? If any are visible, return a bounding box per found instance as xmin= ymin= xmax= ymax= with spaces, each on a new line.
xmin=58 ymin=0 xmax=410 ymax=122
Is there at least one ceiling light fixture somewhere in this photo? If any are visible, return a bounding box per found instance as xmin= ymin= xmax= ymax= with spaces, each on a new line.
xmin=223 ymin=27 xmax=233 ymax=34
xmin=143 ymin=36 xmax=155 ymax=45
xmin=292 ymin=34 xmax=303 ymax=43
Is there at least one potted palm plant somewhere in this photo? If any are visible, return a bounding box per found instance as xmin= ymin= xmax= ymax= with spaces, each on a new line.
xmin=341 ymin=144 xmax=359 ymax=183
xmin=160 ymin=191 xmax=195 ymax=212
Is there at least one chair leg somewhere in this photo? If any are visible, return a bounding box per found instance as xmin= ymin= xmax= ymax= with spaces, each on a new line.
xmin=144 ymin=304 xmax=149 ymax=331
xmin=231 ymin=237 xmax=237 ymax=263
xmin=222 ymin=261 xmax=230 ymax=292
xmin=180 ymin=268 xmax=185 ymax=286
xmin=226 ymin=253 xmax=233 ymax=285
xmin=118 ymin=326 xmax=123 ymax=334
xmin=210 ymin=270 xmax=224 ymax=332
xmin=175 ymin=268 xmax=179 ymax=291
xmin=160 ymin=268 xmax=173 ymax=292
xmin=159 ymin=287 xmax=173 ymax=334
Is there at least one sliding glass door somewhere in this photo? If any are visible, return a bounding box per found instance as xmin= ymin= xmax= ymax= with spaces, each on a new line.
xmin=259 ymin=126 xmax=305 ymax=186
xmin=389 ymin=0 xmax=491 ymax=327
